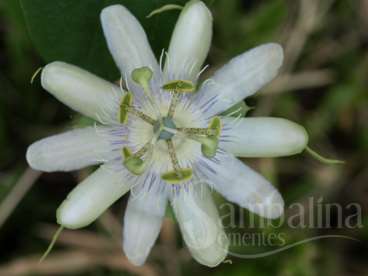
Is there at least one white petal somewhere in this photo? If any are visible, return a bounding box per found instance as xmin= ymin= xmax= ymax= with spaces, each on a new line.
xmin=202 ymin=153 xmax=284 ymax=219
xmin=220 ymin=117 xmax=308 ymax=157
xmin=123 ymin=190 xmax=167 ymax=266
xmin=57 ymin=165 xmax=131 ymax=229
xmin=26 ymin=127 xmax=111 ymax=172
xmin=171 ymin=184 xmax=228 ymax=267
xmin=165 ymin=0 xmax=212 ymax=81
xmin=200 ymin=43 xmax=284 ymax=116
xmin=41 ymin=62 xmax=120 ymax=123
xmin=101 ymin=5 xmax=160 ymax=81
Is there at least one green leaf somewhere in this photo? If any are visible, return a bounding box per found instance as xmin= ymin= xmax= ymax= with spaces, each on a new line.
xmin=20 ymin=0 xmax=186 ymax=80
xmin=220 ymin=101 xmax=252 ymax=117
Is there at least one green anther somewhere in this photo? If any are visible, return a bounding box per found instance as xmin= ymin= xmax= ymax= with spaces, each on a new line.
xmin=198 ymin=117 xmax=222 ymax=157
xmin=162 ymin=80 xmax=196 ymax=93
xmin=161 ymin=139 xmax=192 ymax=184
xmin=122 ymin=145 xmax=151 ymax=175
xmin=124 ymin=156 xmax=147 ymax=175
xmin=193 ymin=135 xmax=219 ymax=158
xmin=122 ymin=147 xmax=132 ymax=159
xmin=119 ymin=92 xmax=133 ymax=124
xmin=184 ymin=117 xmax=221 ymax=158
xmin=119 ymin=92 xmax=156 ymax=125
xmin=208 ymin=116 xmax=222 ymax=137
xmin=161 ymin=168 xmax=193 ymax=184
xmin=132 ymin=67 xmax=153 ymax=87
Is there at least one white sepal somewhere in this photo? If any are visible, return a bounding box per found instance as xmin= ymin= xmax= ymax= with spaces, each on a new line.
xmin=57 ymin=165 xmax=131 ymax=229
xmin=123 ymin=189 xmax=167 ymax=266
xmin=26 ymin=127 xmax=111 ymax=172
xmin=41 ymin=62 xmax=120 ymax=123
xmin=171 ymin=184 xmax=228 ymax=267
xmin=220 ymin=117 xmax=308 ymax=157
xmin=165 ymin=0 xmax=212 ymax=81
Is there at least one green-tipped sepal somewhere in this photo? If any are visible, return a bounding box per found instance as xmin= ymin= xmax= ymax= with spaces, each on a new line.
xmin=119 ymin=92 xmax=133 ymax=124
xmin=162 ymin=80 xmax=195 ymax=93
xmin=161 ymin=168 xmax=193 ymax=184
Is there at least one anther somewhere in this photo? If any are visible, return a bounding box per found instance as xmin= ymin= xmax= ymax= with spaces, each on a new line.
xmin=162 ymin=80 xmax=196 ymax=93
xmin=161 ymin=139 xmax=193 ymax=184
xmin=119 ymin=92 xmax=156 ymax=125
xmin=177 ymin=117 xmax=222 ymax=158
xmin=122 ymin=143 xmax=152 ymax=176
xmin=162 ymin=80 xmax=196 ymax=118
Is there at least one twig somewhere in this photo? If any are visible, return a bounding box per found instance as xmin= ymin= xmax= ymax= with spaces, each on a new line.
xmin=160 ymin=218 xmax=180 ymax=276
xmin=262 ymin=70 xmax=334 ymax=95
xmin=0 ymin=168 xmax=42 ymax=228
xmin=0 ymin=250 xmax=157 ymax=276
xmin=97 ymin=210 xmax=122 ymax=244
xmin=283 ymin=0 xmax=335 ymax=72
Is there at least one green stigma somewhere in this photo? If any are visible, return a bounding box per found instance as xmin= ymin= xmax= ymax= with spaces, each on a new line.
xmin=131 ymin=67 xmax=153 ymax=86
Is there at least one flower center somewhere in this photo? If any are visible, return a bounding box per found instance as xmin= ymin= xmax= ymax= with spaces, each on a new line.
xmin=118 ymin=67 xmax=222 ymax=185
xmin=154 ymin=117 xmax=176 ymax=141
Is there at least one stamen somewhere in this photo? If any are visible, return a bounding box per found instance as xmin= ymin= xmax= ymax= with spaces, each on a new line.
xmin=134 ymin=142 xmax=151 ymax=158
xmin=126 ymin=106 xmax=156 ymax=125
xmin=122 ymin=132 xmax=161 ymax=176
xmin=161 ymin=139 xmax=193 ymax=184
xmin=122 ymin=143 xmax=151 ymax=175
xmin=162 ymin=79 xmax=195 ymax=118
xmin=119 ymin=92 xmax=156 ymax=125
xmin=123 ymin=154 xmax=147 ymax=175
xmin=118 ymin=92 xmax=133 ymax=124
xmin=167 ymin=139 xmax=180 ymax=172
xmin=167 ymin=92 xmax=180 ymax=118
xmin=176 ymin=117 xmax=222 ymax=158
xmin=176 ymin=127 xmax=217 ymax=136
xmin=191 ymin=135 xmax=219 ymax=158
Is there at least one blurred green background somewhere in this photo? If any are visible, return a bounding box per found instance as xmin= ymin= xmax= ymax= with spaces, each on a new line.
xmin=0 ymin=0 xmax=367 ymax=275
